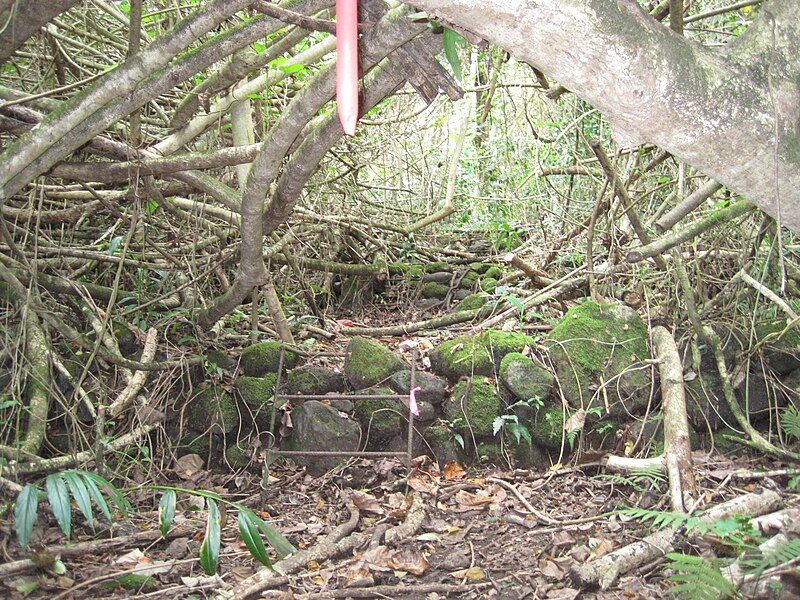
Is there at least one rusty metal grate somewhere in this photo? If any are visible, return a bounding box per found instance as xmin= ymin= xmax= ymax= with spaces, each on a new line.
xmin=265 ymin=348 xmax=417 ymax=467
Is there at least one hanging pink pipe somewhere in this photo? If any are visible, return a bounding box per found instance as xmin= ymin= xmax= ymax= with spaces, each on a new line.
xmin=336 ymin=0 xmax=358 ymax=136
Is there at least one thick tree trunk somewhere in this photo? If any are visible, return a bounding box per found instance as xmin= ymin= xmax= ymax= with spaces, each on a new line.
xmin=409 ymin=0 xmax=800 ymax=233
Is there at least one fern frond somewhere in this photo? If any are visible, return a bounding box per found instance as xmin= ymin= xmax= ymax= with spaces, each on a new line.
xmin=618 ymin=507 xmax=705 ymax=532
xmin=780 ymin=404 xmax=800 ymax=440
xmin=666 ymin=552 xmax=739 ymax=599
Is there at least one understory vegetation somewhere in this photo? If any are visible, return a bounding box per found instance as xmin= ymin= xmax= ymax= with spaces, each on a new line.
xmin=0 ymin=1 xmax=798 ymax=599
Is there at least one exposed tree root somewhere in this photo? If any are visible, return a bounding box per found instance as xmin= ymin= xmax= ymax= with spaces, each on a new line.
xmin=570 ymin=489 xmax=782 ymax=590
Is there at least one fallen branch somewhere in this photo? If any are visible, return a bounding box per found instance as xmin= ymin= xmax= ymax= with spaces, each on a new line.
xmin=107 ymin=327 xmax=158 ymax=419
xmin=5 ymin=421 xmax=161 ymax=476
xmin=570 ymin=489 xmax=782 ymax=590
xmin=652 ymin=325 xmax=696 ymax=512
xmin=384 ymin=493 xmax=425 ymax=545
xmin=303 ymin=583 xmax=478 ymax=598
xmin=0 ymin=523 xmax=195 ymax=577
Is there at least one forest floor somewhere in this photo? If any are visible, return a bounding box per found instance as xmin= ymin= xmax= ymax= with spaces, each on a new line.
xmin=1 ymin=449 xmax=795 ymax=600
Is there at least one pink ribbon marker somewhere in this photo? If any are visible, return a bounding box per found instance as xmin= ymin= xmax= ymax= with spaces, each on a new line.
xmin=336 ymin=0 xmax=359 ymax=136
xmin=409 ymin=386 xmax=422 ymax=417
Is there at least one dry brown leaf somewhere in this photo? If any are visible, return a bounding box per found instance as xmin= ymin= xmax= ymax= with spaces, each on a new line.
xmin=175 ymin=454 xmax=204 ymax=478
xmin=362 ymin=546 xmax=393 ymax=571
xmin=350 ymin=490 xmax=384 ymax=515
xmin=589 ymin=537 xmax=615 ymax=559
xmin=387 ymin=548 xmax=429 ymax=576
xmin=450 ymin=566 xmax=486 ymax=581
xmin=563 ymin=408 xmax=586 ymax=433
xmin=443 ymin=461 xmax=466 ymax=481
xmin=407 ymin=468 xmax=439 ymax=494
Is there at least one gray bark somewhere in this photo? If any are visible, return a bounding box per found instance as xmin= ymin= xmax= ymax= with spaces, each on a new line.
xmin=0 ymin=0 xmax=80 ymax=63
xmin=408 ymin=0 xmax=800 ymax=233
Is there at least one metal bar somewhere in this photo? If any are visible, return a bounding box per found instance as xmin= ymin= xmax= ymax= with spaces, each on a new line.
xmin=406 ymin=347 xmax=416 ymax=466
xmin=275 ymin=394 xmax=407 ymax=401
xmin=269 ymin=450 xmax=409 ymax=458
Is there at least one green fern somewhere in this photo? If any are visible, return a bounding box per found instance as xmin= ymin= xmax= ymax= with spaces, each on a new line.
xmin=619 ymin=507 xmax=704 ymax=532
xmin=666 ymin=552 xmax=740 ymax=599
xmin=594 ymin=469 xmax=665 ymax=492
xmin=779 ymin=404 xmax=800 ymax=440
xmin=739 ymin=536 xmax=800 ymax=578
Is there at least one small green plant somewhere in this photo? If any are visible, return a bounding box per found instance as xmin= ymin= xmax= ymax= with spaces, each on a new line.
xmin=779 ymin=404 xmax=800 ymax=440
xmin=665 ymin=552 xmax=739 ymax=600
xmin=14 ymin=472 xmax=295 ymax=576
xmin=493 ymin=413 xmax=532 ymax=446
xmin=595 ymin=467 xmax=665 ymax=493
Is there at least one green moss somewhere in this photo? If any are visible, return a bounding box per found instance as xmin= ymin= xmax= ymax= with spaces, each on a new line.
xmin=344 ymin=337 xmax=406 ymax=389
xmin=186 ymin=387 xmax=238 ymax=434
xmin=444 ymin=378 xmax=503 ymax=437
xmin=235 ymin=374 xmax=277 ymax=430
xmin=431 ymin=330 xmax=536 ymax=381
xmin=469 ymin=262 xmax=491 ymax=274
xmin=455 ymin=293 xmax=489 ymax=312
xmin=420 ymin=281 xmax=449 ymax=299
xmin=407 ymin=264 xmax=424 ymax=280
xmin=240 ymin=341 xmax=298 ymax=376
xmin=225 ymin=441 xmax=250 ymax=468
xmin=483 ymin=265 xmax=503 ymax=280
xmin=476 ymin=442 xmax=505 ymax=464
xmin=353 ymin=389 xmax=403 ymax=444
xmin=424 ymin=261 xmax=451 ymax=273
xmin=285 ymin=366 xmax=342 ymax=395
xmin=180 ymin=433 xmax=211 ymax=460
xmin=205 ymin=348 xmax=235 ymax=371
xmin=110 ymin=574 xmax=156 ymax=591
xmin=531 ymin=407 xmax=569 ymax=451
xmin=544 ymin=300 xmax=650 ymax=415
xmin=460 ymin=271 xmax=479 ymax=289
xmin=480 ymin=277 xmax=498 ymax=292
xmin=499 ymin=352 xmax=554 ymax=402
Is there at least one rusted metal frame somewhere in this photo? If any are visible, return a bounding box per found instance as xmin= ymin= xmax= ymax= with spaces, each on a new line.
xmin=265 ymin=348 xmax=417 ymax=467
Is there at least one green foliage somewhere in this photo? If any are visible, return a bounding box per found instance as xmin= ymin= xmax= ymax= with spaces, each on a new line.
xmin=442 ymin=29 xmax=466 ymax=80
xmin=493 ymin=413 xmax=533 ymax=446
xmin=14 ymin=470 xmax=127 ymax=548
xmin=159 ymin=490 xmax=176 ymax=537
xmin=665 ymin=552 xmax=739 ymax=600
xmin=199 ymin=499 xmax=221 ymax=575
xmin=779 ymin=404 xmax=800 ymax=440
xmin=739 ymin=537 xmax=800 ymax=578
xmin=594 ymin=468 xmax=665 ymax=493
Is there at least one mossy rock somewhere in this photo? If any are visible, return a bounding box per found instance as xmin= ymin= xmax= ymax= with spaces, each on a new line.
xmin=284 ymin=366 xmax=345 ymax=396
xmin=469 ymin=262 xmax=491 ymax=275
xmin=544 ymin=300 xmax=651 ymax=418
xmin=483 ymin=265 xmax=503 ymax=280
xmin=443 ymin=377 xmax=503 ymax=437
xmin=756 ymin=319 xmax=800 ymax=375
xmin=530 ymin=407 xmax=570 ymax=451
xmin=475 ymin=441 xmax=505 ymax=465
xmin=339 ymin=275 xmax=374 ymax=307
xmin=424 ymin=422 xmax=465 ymax=465
xmin=499 ymin=352 xmax=554 ymax=403
xmin=235 ymin=374 xmax=278 ymax=430
xmin=205 ymin=348 xmax=235 ymax=371
xmin=186 ymin=387 xmax=238 ymax=434
xmin=430 ymin=329 xmax=536 ymax=382
xmin=407 ymin=264 xmax=424 ymax=280
xmin=685 ymin=369 xmax=774 ymax=432
xmin=225 ymin=441 xmax=251 ymax=469
xmin=479 ymin=277 xmax=498 ymax=293
xmin=424 ymin=261 xmax=451 ymax=274
xmin=353 ymin=387 xmax=403 ymax=447
xmin=179 ymin=433 xmax=211 ymax=461
xmin=455 ymin=293 xmax=489 ymax=312
xmin=344 ymin=337 xmax=406 ymax=389
xmin=388 ymin=370 xmax=448 ymax=404
xmin=285 ymin=401 xmax=361 ymax=474
xmin=240 ymin=341 xmax=298 ymax=376
xmin=511 ymin=439 xmax=549 ymax=469
xmin=460 ymin=271 xmax=479 ymax=289
xmin=420 ymin=281 xmax=449 ymax=299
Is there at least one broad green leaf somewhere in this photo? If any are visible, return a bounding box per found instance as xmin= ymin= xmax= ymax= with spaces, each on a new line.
xmin=82 ymin=471 xmax=130 ymax=517
xmin=443 ymin=29 xmax=464 ymax=80
xmin=254 ymin=514 xmax=296 ymax=560
xmin=107 ymin=236 xmax=123 ymax=256
xmin=199 ymin=500 xmax=221 ymax=575
xmin=63 ymin=471 xmax=94 ymax=528
xmin=45 ymin=474 xmax=71 ymax=538
xmin=82 ymin=474 xmax=111 ymax=522
xmin=15 ymin=484 xmax=39 ymax=548
xmin=238 ymin=509 xmax=272 ymax=568
xmin=159 ymin=491 xmax=176 ymax=537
